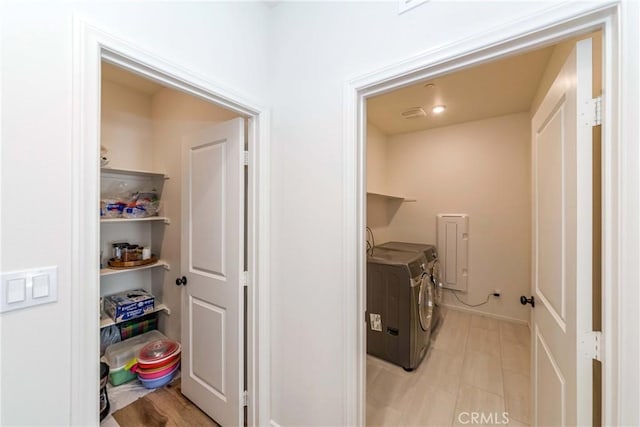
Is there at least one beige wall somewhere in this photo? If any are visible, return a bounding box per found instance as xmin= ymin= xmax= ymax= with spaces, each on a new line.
xmin=385 ymin=113 xmax=531 ymax=321
xmin=366 ymin=122 xmax=388 ymax=193
xmin=366 ymin=123 xmax=394 ymax=243
xmin=101 ymin=80 xmax=154 ymax=171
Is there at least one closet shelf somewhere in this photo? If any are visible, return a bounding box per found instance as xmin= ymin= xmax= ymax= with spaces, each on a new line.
xmin=367 ymin=191 xmax=416 ymax=202
xmin=101 ymin=216 xmax=171 ymax=225
xmin=100 ymin=260 xmax=170 ymax=276
xmin=100 ymin=303 xmax=171 ymax=328
xmin=100 ymin=167 xmax=169 ymax=180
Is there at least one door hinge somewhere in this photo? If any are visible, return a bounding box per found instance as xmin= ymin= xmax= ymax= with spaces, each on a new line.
xmin=244 ymin=150 xmax=249 ymax=166
xmin=242 ymin=390 xmax=249 ymax=407
xmin=242 ymin=271 xmax=249 ymax=287
xmin=586 ymin=96 xmax=602 ymax=126
xmin=581 ymin=331 xmax=602 ymax=361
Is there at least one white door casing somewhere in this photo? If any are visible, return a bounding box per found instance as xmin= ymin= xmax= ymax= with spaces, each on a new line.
xmin=181 ymin=118 xmax=245 ymax=426
xmin=531 ymin=38 xmax=593 ymax=427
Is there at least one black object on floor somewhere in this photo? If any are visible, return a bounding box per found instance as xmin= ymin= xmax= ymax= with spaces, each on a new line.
xmin=100 ymin=362 xmax=110 ymax=421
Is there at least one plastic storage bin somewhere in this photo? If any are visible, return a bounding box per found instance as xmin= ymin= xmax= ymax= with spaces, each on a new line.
xmin=103 ymin=330 xmax=166 ymax=385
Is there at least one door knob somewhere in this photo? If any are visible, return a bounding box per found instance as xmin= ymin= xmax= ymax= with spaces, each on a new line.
xmin=175 ymin=276 xmax=187 ymax=286
xmin=520 ymin=295 xmax=535 ymax=307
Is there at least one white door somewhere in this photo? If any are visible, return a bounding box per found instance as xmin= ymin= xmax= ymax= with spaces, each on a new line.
xmin=530 ymin=38 xmax=594 ymax=426
xmin=181 ymin=118 xmax=245 ymax=426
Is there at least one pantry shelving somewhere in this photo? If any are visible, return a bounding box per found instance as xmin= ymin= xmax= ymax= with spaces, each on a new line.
xmin=100 ymin=166 xmax=170 ymax=329
xmin=100 ymin=216 xmax=171 ymax=225
xmin=100 ymin=167 xmax=169 ymax=180
xmin=100 ymin=304 xmax=171 ymax=328
xmin=100 ymin=259 xmax=171 ymax=277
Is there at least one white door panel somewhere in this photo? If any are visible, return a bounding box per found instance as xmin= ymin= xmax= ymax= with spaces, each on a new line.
xmin=181 ymin=118 xmax=245 ymax=426
xmin=190 ymin=142 xmax=227 ymax=278
xmin=531 ymin=39 xmax=593 ymax=427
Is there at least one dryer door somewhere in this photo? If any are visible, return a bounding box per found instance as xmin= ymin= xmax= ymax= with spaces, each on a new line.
xmin=418 ymin=274 xmax=434 ymax=332
xmin=431 ymin=260 xmax=443 ymax=306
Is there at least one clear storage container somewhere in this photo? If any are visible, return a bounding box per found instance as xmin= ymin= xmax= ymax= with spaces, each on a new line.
xmin=103 ymin=330 xmax=166 ymax=385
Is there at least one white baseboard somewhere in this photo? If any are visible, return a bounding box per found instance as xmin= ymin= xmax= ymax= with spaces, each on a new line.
xmin=270 ymin=420 xmax=282 ymax=427
xmin=441 ymin=303 xmax=530 ymax=327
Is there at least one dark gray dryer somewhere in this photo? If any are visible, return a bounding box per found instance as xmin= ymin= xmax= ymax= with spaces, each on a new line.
xmin=366 ymin=247 xmax=434 ymax=371
xmin=377 ymin=241 xmax=443 ymax=329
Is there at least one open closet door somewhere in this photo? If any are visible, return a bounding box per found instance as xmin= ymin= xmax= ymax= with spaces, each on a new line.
xmin=530 ymin=38 xmax=594 ymax=426
xmin=181 ymin=118 xmax=245 ymax=426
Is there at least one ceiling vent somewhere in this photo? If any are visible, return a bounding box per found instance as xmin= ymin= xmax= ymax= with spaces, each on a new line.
xmin=401 ymin=107 xmax=426 ymax=119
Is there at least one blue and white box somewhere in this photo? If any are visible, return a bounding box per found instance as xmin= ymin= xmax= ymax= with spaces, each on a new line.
xmin=104 ymin=289 xmax=155 ymax=323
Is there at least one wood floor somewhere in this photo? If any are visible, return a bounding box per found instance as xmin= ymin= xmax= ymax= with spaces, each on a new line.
xmin=112 ymin=380 xmax=219 ymax=427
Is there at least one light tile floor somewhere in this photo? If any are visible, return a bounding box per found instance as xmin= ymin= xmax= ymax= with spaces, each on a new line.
xmin=367 ymin=308 xmax=531 ymax=427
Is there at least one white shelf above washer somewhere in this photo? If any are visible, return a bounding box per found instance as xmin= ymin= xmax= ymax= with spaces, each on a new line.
xmin=367 ymin=191 xmax=416 ymax=202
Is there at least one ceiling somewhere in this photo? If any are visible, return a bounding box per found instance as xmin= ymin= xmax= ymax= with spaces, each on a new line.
xmin=367 ymin=45 xmax=555 ymax=135
xmin=102 ymin=62 xmax=165 ymax=95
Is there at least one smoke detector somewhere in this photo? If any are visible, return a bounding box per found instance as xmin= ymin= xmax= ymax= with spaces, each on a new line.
xmin=401 ymin=107 xmax=427 ymax=119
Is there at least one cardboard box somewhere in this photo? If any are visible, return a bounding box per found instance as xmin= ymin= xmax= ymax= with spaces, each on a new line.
xmin=104 ymin=289 xmax=155 ymax=323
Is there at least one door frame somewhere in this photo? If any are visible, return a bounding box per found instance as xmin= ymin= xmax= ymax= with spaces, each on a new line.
xmin=70 ymin=17 xmax=271 ymax=426
xmin=344 ymin=1 xmax=639 ymax=426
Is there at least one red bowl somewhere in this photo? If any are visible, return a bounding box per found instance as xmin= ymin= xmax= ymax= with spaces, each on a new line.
xmin=137 ymin=352 xmax=181 ymax=370
xmin=136 ymin=355 xmax=181 ymax=374
xmin=138 ymin=361 xmax=181 ymax=380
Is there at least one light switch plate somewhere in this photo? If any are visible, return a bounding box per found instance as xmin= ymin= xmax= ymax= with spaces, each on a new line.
xmin=1 ymin=266 xmax=58 ymax=313
xmin=7 ymin=278 xmax=26 ymax=303
xmin=32 ymin=274 xmax=50 ymax=298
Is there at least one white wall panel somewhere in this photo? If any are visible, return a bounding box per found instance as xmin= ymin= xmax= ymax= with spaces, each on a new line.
xmin=268 ymin=3 xmax=561 ymax=425
xmin=0 ymin=2 xmax=268 ymax=424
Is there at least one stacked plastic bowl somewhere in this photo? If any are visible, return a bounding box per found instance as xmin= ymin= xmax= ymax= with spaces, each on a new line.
xmin=133 ymin=339 xmax=182 ymax=389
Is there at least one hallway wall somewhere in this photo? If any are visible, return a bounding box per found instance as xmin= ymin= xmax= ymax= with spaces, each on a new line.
xmin=0 ymin=2 xmax=269 ymax=424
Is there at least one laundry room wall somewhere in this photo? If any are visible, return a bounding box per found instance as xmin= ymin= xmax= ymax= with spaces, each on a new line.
xmin=384 ymin=112 xmax=531 ymax=322
xmin=0 ymin=1 xmax=269 ymax=425
xmin=150 ymin=86 xmax=239 ymax=341
xmin=366 ymin=122 xmax=394 ymax=243
xmin=366 ymin=122 xmax=388 ymax=193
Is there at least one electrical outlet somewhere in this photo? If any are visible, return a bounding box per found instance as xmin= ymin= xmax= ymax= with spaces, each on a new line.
xmin=493 ymin=289 xmax=501 ymax=297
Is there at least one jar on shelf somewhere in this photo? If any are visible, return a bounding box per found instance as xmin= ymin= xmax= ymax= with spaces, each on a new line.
xmin=123 ymin=245 xmax=141 ymax=262
xmin=112 ymin=242 xmax=128 ymax=262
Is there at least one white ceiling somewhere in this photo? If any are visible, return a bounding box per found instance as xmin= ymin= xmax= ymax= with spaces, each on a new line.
xmin=102 ymin=62 xmax=165 ymax=95
xmin=367 ymin=45 xmax=555 ymax=135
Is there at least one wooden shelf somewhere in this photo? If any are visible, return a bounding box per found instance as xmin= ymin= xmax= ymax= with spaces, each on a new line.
xmin=101 ymin=167 xmax=168 ymax=180
xmin=101 ymin=216 xmax=170 ymax=225
xmin=367 ymin=191 xmax=416 ymax=202
xmin=100 ymin=259 xmax=170 ymax=276
xmin=100 ymin=303 xmax=171 ymax=328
